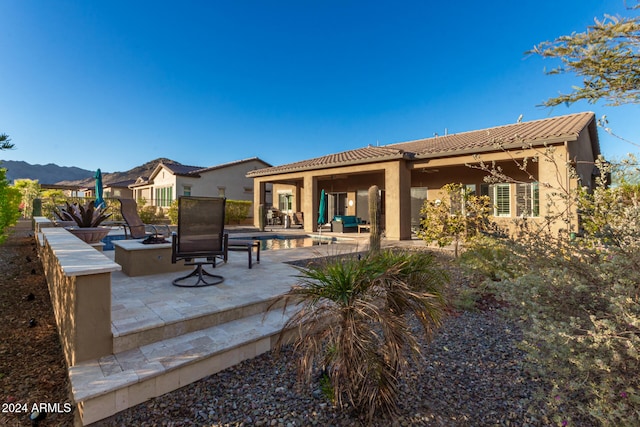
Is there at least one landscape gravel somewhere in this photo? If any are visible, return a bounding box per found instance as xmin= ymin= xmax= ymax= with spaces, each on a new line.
xmin=95 ymin=309 xmax=543 ymax=426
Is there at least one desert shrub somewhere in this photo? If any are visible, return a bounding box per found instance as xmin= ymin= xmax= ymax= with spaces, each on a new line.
xmin=136 ymin=198 xmax=164 ymax=224
xmin=272 ymin=249 xmax=448 ymax=421
xmin=167 ymin=200 xmax=178 ymax=224
xmin=225 ymin=200 xmax=251 ymax=224
xmin=40 ymin=190 xmax=67 ymax=220
xmin=461 ymin=159 xmax=640 ymax=425
xmin=458 ymin=235 xmax=521 ymax=282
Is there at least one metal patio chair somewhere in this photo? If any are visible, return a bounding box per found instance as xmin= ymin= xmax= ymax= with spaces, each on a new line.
xmin=118 ymin=198 xmax=170 ymax=239
xmin=171 ymin=196 xmax=227 ymax=287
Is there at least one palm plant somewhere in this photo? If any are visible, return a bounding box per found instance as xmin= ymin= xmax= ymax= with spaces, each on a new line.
xmin=273 ymin=249 xmax=448 ymax=421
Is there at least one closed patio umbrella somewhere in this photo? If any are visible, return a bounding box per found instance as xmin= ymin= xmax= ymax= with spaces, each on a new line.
xmin=318 ymin=189 xmax=326 ymax=234
xmin=95 ymin=169 xmax=105 ymax=209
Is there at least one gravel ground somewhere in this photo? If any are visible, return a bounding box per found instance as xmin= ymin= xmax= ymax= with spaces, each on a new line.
xmin=95 ymin=309 xmax=540 ymax=426
xmin=1 ymin=225 xmax=544 ymax=426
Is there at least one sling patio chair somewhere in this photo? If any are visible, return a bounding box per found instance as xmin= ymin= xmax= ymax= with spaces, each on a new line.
xmin=171 ymin=196 xmax=227 ymax=287
xmin=118 ymin=198 xmax=171 ymax=240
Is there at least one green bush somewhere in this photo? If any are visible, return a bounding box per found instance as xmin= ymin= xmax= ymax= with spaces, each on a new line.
xmin=136 ymin=198 xmax=165 ymax=224
xmin=167 ymin=200 xmax=178 ymax=224
xmin=13 ymin=179 xmax=40 ymax=219
xmin=0 ymin=168 xmax=21 ymax=243
xmin=225 ymin=200 xmax=251 ymax=224
xmin=418 ymin=183 xmax=492 ymax=257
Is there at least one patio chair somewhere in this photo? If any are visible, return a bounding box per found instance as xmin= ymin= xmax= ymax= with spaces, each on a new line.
xmin=171 ymin=196 xmax=227 ymax=287
xmin=293 ymin=212 xmax=304 ymax=228
xmin=118 ymin=198 xmax=170 ymax=239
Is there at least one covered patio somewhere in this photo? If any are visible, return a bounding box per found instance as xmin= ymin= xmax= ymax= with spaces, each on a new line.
xmin=248 ymin=112 xmax=601 ymax=239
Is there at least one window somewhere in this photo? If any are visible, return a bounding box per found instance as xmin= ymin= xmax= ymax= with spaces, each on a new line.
xmin=183 ymin=186 xmax=191 ymax=196
xmin=411 ymin=187 xmax=428 ymax=228
xmin=155 ymin=186 xmax=173 ymax=207
xmin=516 ymin=182 xmax=539 ymax=217
xmin=327 ymin=192 xmax=347 ymax=217
xmin=217 ymin=187 xmax=226 ymax=198
xmin=481 ymin=183 xmax=511 ymax=217
xmin=494 ymin=184 xmax=510 ymax=216
xmin=278 ymin=193 xmax=292 ymax=211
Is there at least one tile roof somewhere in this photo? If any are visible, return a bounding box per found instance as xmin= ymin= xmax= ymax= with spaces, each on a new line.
xmin=248 ymin=112 xmax=597 ymax=177
xmin=104 ymin=179 xmax=137 ymax=188
xmin=190 ymin=157 xmax=271 ymax=175
xmin=393 ymin=111 xmax=597 ymax=158
xmin=163 ymin=164 xmax=204 ymax=176
xmin=247 ymin=146 xmax=410 ymax=176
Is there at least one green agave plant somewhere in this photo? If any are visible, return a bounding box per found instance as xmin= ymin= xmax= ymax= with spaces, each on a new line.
xmin=54 ymin=200 xmax=112 ymax=228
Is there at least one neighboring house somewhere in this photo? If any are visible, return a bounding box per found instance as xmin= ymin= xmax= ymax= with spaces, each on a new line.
xmin=130 ymin=157 xmax=272 ymax=215
xmin=248 ymin=112 xmax=600 ymax=240
xmin=103 ymin=179 xmax=136 ymax=199
xmin=40 ymin=184 xmax=85 ymax=198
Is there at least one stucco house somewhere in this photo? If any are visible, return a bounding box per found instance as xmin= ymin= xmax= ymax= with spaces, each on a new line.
xmin=102 ymin=179 xmax=136 ymax=199
xmin=248 ymin=112 xmax=600 ymax=240
xmin=130 ymin=157 xmax=272 ymax=214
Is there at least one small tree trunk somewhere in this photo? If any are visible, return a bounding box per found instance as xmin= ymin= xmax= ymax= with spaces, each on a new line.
xmin=369 ymin=185 xmax=381 ymax=253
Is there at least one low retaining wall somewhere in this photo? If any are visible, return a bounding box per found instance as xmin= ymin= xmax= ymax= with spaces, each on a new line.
xmin=39 ymin=227 xmax=121 ymax=366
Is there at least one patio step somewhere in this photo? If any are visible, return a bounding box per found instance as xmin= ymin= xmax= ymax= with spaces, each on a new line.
xmin=71 ymin=306 xmax=298 ymax=426
xmin=112 ymin=295 xmax=286 ymax=354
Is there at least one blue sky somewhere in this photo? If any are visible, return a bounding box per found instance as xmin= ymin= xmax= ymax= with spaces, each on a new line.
xmin=1 ymin=1 xmax=638 ymax=174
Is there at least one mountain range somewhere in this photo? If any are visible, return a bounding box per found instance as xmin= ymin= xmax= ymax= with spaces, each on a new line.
xmin=1 ymin=158 xmax=182 ymax=186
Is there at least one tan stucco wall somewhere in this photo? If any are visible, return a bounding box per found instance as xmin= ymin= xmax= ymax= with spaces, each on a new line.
xmin=253 ymin=140 xmax=598 ymax=239
xmin=133 ymin=160 xmax=270 ymax=217
xmin=178 ymin=159 xmax=268 ymax=201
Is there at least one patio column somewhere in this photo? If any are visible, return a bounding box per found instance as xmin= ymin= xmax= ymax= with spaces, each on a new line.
xmin=294 ymin=182 xmax=302 ymax=212
xmin=253 ymin=179 xmax=267 ymax=228
xmin=384 ymin=161 xmax=412 ymax=240
xmin=302 ymin=174 xmax=317 ymax=233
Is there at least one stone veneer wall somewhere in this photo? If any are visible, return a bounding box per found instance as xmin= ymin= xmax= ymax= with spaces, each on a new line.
xmin=37 ymin=224 xmax=121 ymax=366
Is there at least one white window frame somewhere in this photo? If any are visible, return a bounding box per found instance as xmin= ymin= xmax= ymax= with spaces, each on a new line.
xmin=516 ymin=182 xmax=539 ymax=217
xmin=493 ymin=183 xmax=511 ymax=217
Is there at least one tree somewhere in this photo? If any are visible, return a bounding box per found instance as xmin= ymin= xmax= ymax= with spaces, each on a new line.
xmin=530 ymin=1 xmax=640 ymax=106
xmin=0 ymin=168 xmax=21 ymax=243
xmin=418 ymin=183 xmax=492 ymax=257
xmin=13 ymin=179 xmax=41 ymax=219
xmin=0 ymin=133 xmax=14 ymax=150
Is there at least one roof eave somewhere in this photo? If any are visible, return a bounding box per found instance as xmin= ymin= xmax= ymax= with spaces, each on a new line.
xmin=247 ymin=153 xmax=411 ymax=178
xmin=412 ymin=135 xmax=578 ymax=160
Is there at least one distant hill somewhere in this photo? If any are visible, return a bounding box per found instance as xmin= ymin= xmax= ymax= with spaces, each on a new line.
xmin=1 ymin=157 xmax=183 ymax=187
xmin=55 ymin=158 xmax=183 ymax=187
xmin=0 ymin=160 xmax=94 ymax=184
